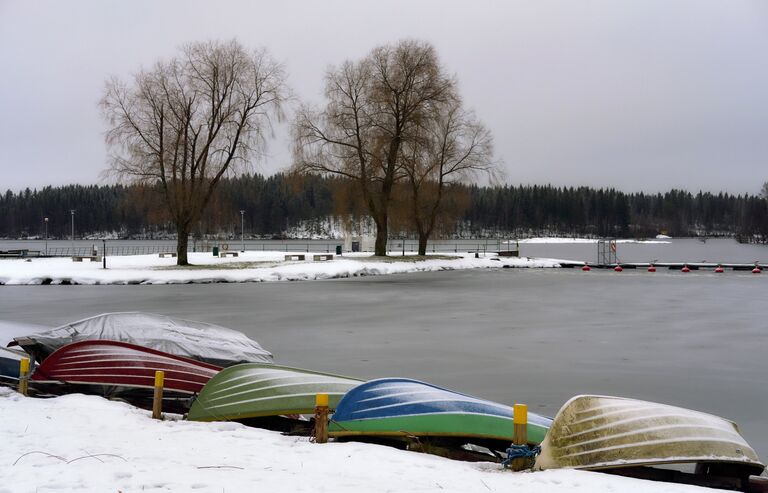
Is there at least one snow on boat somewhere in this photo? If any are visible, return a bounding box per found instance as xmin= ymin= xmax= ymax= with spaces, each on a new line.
xmin=329 ymin=378 xmax=552 ymax=445
xmin=187 ymin=363 xmax=362 ymax=423
xmin=10 ymin=312 xmax=272 ymax=367
xmin=30 ymin=340 xmax=221 ymax=411
xmin=535 ymin=395 xmax=765 ymax=490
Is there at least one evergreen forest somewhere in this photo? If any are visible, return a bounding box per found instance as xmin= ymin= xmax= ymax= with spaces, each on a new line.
xmin=1 ymin=174 xmax=766 ymax=241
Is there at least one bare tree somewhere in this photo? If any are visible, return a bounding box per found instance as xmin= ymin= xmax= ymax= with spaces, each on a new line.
xmin=101 ymin=39 xmax=288 ymax=265
xmin=761 ymin=181 xmax=768 ymax=200
xmin=402 ymin=102 xmax=496 ymax=255
xmin=293 ymin=40 xmax=454 ymax=256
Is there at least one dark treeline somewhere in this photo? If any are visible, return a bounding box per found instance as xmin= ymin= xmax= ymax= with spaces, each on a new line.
xmin=465 ymin=185 xmax=768 ymax=239
xmin=1 ymin=175 xmax=766 ymax=239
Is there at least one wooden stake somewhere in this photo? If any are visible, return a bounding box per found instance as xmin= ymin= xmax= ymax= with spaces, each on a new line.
xmin=152 ymin=370 xmax=164 ymax=420
xmin=18 ymin=358 xmax=30 ymax=396
xmin=314 ymin=393 xmax=329 ymax=444
xmin=512 ymin=403 xmax=528 ymax=471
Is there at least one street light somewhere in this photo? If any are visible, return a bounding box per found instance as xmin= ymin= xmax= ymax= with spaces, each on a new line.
xmin=70 ymin=210 xmax=75 ymax=250
xmin=240 ymin=210 xmax=245 ymax=252
xmin=44 ymin=217 xmax=49 ymax=256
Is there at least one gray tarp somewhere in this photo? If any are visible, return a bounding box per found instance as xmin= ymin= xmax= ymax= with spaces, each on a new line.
xmin=11 ymin=312 xmax=273 ymax=367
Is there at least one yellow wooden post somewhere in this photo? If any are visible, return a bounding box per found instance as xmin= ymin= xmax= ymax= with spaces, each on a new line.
xmin=18 ymin=358 xmax=30 ymax=396
xmin=314 ymin=393 xmax=329 ymax=444
xmin=512 ymin=403 xmax=528 ymax=471
xmin=152 ymin=370 xmax=164 ymax=420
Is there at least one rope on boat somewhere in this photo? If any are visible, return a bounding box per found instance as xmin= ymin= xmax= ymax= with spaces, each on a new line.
xmin=501 ymin=444 xmax=541 ymax=469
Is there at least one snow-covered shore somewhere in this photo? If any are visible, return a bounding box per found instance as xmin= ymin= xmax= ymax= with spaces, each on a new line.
xmin=0 ymin=251 xmax=562 ymax=286
xmin=0 ymin=388 xmax=726 ymax=492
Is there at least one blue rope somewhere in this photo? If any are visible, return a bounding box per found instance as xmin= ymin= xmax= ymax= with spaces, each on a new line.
xmin=501 ymin=444 xmax=541 ymax=468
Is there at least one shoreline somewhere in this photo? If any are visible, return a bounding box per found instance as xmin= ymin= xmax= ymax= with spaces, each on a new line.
xmin=0 ymin=251 xmax=562 ymax=286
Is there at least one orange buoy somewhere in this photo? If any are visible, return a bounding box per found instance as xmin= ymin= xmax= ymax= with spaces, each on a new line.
xmin=752 ymin=266 xmax=762 ymax=274
xmin=714 ymin=265 xmax=724 ymax=273
xmin=581 ymin=264 xmax=591 ymax=272
xmin=647 ymin=264 xmax=656 ymax=273
xmin=614 ymin=265 xmax=623 ymax=272
xmin=681 ymin=265 xmax=690 ymax=273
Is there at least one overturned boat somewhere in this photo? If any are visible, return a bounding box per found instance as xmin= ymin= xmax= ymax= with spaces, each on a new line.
xmin=535 ymin=395 xmax=765 ymax=491
xmin=187 ymin=363 xmax=362 ymax=429
xmin=329 ymin=378 xmax=552 ymax=461
xmin=0 ymin=346 xmax=27 ymax=385
xmin=10 ymin=312 xmax=272 ymax=367
xmin=30 ymin=340 xmax=221 ymax=412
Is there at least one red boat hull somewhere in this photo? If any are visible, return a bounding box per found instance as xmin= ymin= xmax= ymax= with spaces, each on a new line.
xmin=31 ymin=340 xmax=221 ymax=395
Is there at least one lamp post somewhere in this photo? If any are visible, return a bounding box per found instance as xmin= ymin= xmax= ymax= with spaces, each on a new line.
xmin=70 ymin=210 xmax=75 ymax=251
xmin=240 ymin=210 xmax=245 ymax=252
xmin=44 ymin=217 xmax=49 ymax=256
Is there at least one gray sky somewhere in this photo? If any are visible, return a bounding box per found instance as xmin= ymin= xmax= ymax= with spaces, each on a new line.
xmin=1 ymin=0 xmax=767 ymax=194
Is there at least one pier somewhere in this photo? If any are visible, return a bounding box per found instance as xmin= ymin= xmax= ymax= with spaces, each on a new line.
xmin=559 ymin=261 xmax=764 ymax=271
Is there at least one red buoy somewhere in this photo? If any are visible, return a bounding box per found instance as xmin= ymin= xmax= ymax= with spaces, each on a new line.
xmin=714 ymin=265 xmax=724 ymax=273
xmin=681 ymin=265 xmax=690 ymax=273
xmin=647 ymin=264 xmax=656 ymax=273
xmin=752 ymin=267 xmax=762 ymax=274
xmin=614 ymin=265 xmax=623 ymax=272
xmin=582 ymin=264 xmax=591 ymax=272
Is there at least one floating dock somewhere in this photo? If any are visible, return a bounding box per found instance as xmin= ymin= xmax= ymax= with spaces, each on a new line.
xmin=559 ymin=261 xmax=764 ymax=271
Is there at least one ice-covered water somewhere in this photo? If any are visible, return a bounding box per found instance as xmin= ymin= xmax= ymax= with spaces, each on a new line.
xmin=1 ymin=267 xmax=766 ymax=458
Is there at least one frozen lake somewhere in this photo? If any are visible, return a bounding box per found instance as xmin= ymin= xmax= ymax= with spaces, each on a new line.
xmin=3 ymin=237 xmax=767 ymax=264
xmin=1 ymin=268 xmax=766 ymax=458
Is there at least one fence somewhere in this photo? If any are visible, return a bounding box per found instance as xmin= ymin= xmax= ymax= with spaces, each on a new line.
xmin=36 ymin=238 xmax=511 ymax=257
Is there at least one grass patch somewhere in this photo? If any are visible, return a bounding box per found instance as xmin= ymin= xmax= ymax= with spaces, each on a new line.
xmin=154 ymin=261 xmax=279 ymax=270
xmin=361 ymin=254 xmax=460 ymax=263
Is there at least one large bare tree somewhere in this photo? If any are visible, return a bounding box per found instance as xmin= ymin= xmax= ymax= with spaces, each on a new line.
xmin=293 ymin=40 xmax=455 ymax=256
xmin=402 ymin=102 xmax=496 ymax=255
xmin=102 ymin=39 xmax=288 ymax=264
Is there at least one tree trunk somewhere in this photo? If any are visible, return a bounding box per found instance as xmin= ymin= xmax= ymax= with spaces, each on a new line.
xmin=176 ymin=223 xmax=190 ymax=266
xmin=374 ymin=214 xmax=388 ymax=256
xmin=418 ymin=233 xmax=428 ymax=256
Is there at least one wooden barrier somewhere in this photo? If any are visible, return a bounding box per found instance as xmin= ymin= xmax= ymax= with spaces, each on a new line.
xmin=512 ymin=403 xmax=528 ymax=471
xmin=152 ymin=370 xmax=164 ymax=420
xmin=18 ymin=358 xmax=30 ymax=396
xmin=314 ymin=393 xmax=329 ymax=444
xmin=313 ymin=254 xmax=334 ymax=261
xmin=158 ymin=252 xmax=177 ymax=258
xmin=284 ymin=254 xmax=306 ymax=261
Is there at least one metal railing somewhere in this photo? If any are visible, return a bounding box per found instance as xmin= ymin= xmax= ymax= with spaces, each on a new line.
xmin=33 ymin=238 xmax=511 ymax=257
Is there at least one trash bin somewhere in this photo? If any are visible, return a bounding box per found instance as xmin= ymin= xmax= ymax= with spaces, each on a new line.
xmin=213 ymin=246 xmax=219 ymax=256
xmin=335 ymin=245 xmax=342 ymax=255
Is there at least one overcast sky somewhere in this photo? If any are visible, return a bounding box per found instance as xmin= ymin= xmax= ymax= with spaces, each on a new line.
xmin=1 ymin=0 xmax=766 ymax=194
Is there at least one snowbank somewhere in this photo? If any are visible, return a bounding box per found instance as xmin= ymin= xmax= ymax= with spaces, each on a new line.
xmin=0 ymin=251 xmax=561 ymax=286
xmin=0 ymin=388 xmax=725 ymax=492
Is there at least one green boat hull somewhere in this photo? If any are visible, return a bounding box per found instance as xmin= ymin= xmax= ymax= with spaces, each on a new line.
xmin=330 ymin=413 xmax=549 ymax=444
xmin=187 ymin=363 xmax=362 ymax=422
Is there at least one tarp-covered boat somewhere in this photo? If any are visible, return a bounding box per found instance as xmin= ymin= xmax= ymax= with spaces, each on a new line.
xmin=30 ymin=340 xmax=221 ymax=411
xmin=535 ymin=395 xmax=765 ymax=490
xmin=329 ymin=378 xmax=552 ymax=445
xmin=10 ymin=312 xmax=272 ymax=367
xmin=187 ymin=363 xmax=361 ymax=422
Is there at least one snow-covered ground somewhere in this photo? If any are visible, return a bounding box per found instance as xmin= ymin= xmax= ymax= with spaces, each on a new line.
xmin=516 ymin=237 xmax=671 ymax=244
xmin=0 ymin=251 xmax=562 ymax=286
xmin=0 ymin=388 xmax=728 ymax=493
